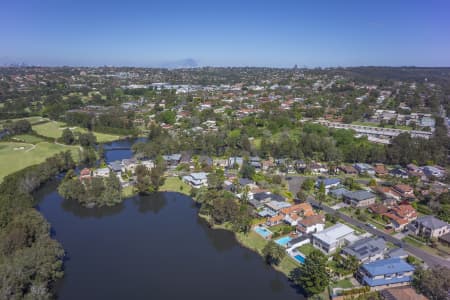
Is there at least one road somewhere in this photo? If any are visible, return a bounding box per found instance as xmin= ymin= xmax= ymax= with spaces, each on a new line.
xmin=307 ymin=197 xmax=450 ymax=268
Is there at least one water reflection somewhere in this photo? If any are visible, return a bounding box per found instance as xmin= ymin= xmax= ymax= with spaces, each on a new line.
xmin=132 ymin=193 xmax=167 ymax=214
xmin=60 ymin=197 xmax=126 ymax=218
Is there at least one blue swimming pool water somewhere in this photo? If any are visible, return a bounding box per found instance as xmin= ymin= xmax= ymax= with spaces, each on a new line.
xmin=275 ymin=236 xmax=292 ymax=247
xmin=294 ymin=255 xmax=305 ymax=264
xmin=254 ymin=226 xmax=273 ymax=238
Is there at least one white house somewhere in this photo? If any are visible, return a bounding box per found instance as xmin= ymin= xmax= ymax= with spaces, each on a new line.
xmin=93 ymin=167 xmax=110 ymax=178
xmin=141 ymin=160 xmax=154 ymax=170
xmin=182 ymin=172 xmax=209 ymax=188
xmin=296 ymin=215 xmax=326 ymax=234
xmin=312 ymin=223 xmax=356 ymax=254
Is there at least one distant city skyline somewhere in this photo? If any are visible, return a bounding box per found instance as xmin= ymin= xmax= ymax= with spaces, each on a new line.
xmin=1 ymin=0 xmax=450 ymax=67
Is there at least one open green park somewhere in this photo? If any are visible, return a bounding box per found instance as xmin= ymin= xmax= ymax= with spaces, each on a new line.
xmin=32 ymin=120 xmax=121 ymax=143
xmin=0 ymin=141 xmax=80 ymax=182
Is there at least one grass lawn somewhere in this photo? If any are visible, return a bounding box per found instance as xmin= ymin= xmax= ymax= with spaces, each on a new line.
xmin=33 ymin=121 xmax=121 ymax=142
xmin=11 ymin=134 xmax=46 ymax=144
xmin=296 ymin=243 xmax=316 ymax=256
xmin=0 ymin=142 xmax=79 ymax=182
xmin=235 ymin=230 xmax=298 ymax=276
xmin=160 ymin=176 xmax=192 ymax=195
xmin=331 ymin=278 xmax=353 ymax=289
xmin=33 ymin=121 xmax=67 ymax=139
xmin=121 ymin=185 xmax=135 ymax=198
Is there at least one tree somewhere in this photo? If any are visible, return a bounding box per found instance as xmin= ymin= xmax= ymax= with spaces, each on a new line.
xmin=240 ymin=161 xmax=255 ymax=179
xmin=302 ymin=178 xmax=315 ymax=192
xmin=413 ymin=266 xmax=450 ymax=300
xmin=291 ymin=249 xmax=330 ymax=296
xmin=207 ymin=170 xmax=224 ymax=190
xmin=78 ymin=132 xmax=97 ymax=147
xmin=149 ymin=159 xmax=166 ymax=192
xmin=101 ymin=172 xmax=122 ymax=206
xmin=135 ymin=165 xmax=151 ymax=194
xmin=61 ymin=128 xmax=75 ymax=145
xmin=262 ymin=241 xmax=286 ymax=265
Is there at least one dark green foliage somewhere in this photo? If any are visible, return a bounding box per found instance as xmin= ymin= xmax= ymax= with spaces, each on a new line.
xmin=4 ymin=119 xmax=32 ymax=135
xmin=0 ymin=152 xmax=74 ymax=299
xmin=290 ymin=249 xmax=330 ymax=296
xmin=262 ymin=241 xmax=286 ymax=265
xmin=413 ymin=266 xmax=450 ymax=300
xmin=61 ymin=128 xmax=75 ymax=145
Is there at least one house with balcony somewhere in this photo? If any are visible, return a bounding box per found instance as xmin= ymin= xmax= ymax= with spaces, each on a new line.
xmin=357 ymin=258 xmax=415 ymax=290
xmin=312 ymin=223 xmax=356 ymax=254
xmin=296 ymin=215 xmax=325 ymax=234
xmin=182 ymin=172 xmax=209 ymax=188
xmin=411 ymin=216 xmax=450 ymax=238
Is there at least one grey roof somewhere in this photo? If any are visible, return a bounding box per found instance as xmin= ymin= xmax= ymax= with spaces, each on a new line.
xmin=416 ymin=216 xmax=449 ymax=230
xmin=342 ymin=237 xmax=386 ymax=260
xmin=108 ymin=161 xmax=122 ymax=172
xmin=387 ymin=248 xmax=408 ymax=258
xmin=288 ymin=235 xmax=311 ymax=247
xmin=345 ymin=190 xmax=375 ymax=202
xmin=330 ymin=187 xmax=350 ymax=197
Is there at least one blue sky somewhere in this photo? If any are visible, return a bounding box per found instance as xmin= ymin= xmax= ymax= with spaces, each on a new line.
xmin=1 ymin=0 xmax=450 ymax=67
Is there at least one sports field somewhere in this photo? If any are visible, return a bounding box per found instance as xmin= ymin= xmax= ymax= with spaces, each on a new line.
xmin=0 ymin=142 xmax=80 ymax=182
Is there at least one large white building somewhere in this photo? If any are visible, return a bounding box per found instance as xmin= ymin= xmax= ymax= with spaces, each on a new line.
xmin=312 ymin=223 xmax=356 ymax=254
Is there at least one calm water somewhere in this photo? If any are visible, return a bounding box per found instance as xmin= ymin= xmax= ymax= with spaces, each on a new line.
xmin=34 ymin=139 xmax=303 ymax=300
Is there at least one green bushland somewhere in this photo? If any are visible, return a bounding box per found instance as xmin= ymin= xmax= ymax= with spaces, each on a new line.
xmin=0 ymin=151 xmax=75 ymax=299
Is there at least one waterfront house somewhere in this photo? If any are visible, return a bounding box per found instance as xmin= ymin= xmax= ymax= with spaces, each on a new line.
xmin=342 ymin=237 xmax=387 ymax=263
xmin=141 ymin=159 xmax=154 ymax=170
xmin=343 ymin=190 xmax=376 ymax=207
xmin=312 ymin=223 xmax=356 ymax=254
xmin=93 ymin=167 xmax=110 ymax=178
xmin=287 ymin=235 xmax=311 ymax=249
xmin=108 ymin=160 xmax=122 ymax=174
xmin=282 ymin=203 xmax=315 ymax=226
xmin=357 ymin=258 xmax=415 ymax=290
xmin=182 ymin=172 xmax=208 ymax=188
xmin=121 ymin=158 xmax=138 ymax=174
xmin=79 ymin=168 xmax=91 ymax=181
xmin=411 ymin=216 xmax=450 ymax=238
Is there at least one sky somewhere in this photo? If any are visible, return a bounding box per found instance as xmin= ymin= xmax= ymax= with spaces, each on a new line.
xmin=1 ymin=0 xmax=450 ymax=67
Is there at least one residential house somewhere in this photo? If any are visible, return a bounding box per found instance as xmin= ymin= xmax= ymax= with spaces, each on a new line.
xmin=339 ymin=165 xmax=358 ymax=175
xmin=309 ymin=163 xmax=328 ymax=174
xmin=198 ymin=155 xmax=213 ymax=168
xmin=312 ymin=223 xmax=356 ymax=254
xmin=249 ymin=192 xmax=285 ymax=209
xmin=389 ymin=168 xmax=409 ymax=179
xmin=412 ymin=216 xmax=450 ymax=238
xmin=373 ymin=164 xmax=388 ymax=177
xmin=213 ymin=158 xmax=228 ymax=168
xmin=386 ymin=248 xmax=408 ymax=260
xmin=315 ymin=178 xmax=341 ymax=194
xmin=182 ymin=172 xmax=209 ymax=188
xmin=392 ymin=184 xmax=415 ymax=200
xmin=163 ymin=154 xmax=182 ymax=168
xmin=79 ymin=168 xmax=91 ymax=181
xmin=296 ymin=215 xmax=325 ymax=234
xmin=422 ymin=166 xmax=446 ymax=178
xmin=294 ymin=160 xmax=307 ymax=172
xmin=354 ymin=163 xmax=375 ymax=176
xmin=281 ymin=203 xmax=315 ymax=226
xmin=329 ymin=187 xmax=350 ymax=199
xmin=342 ymin=237 xmax=387 ymax=263
xmin=121 ymin=158 xmax=138 ymax=174
xmin=261 ymin=159 xmax=275 ymax=171
xmin=357 ymin=258 xmax=415 ymax=290
xmin=380 ymin=286 xmax=427 ymax=300
xmin=141 ymin=160 xmax=154 ymax=170
xmin=108 ymin=161 xmax=122 ymax=174
xmin=249 ymin=156 xmax=262 ymax=169
xmin=344 ymin=190 xmax=376 ymax=207
xmin=266 ymin=214 xmax=284 ymax=227
xmin=93 ymin=167 xmax=110 ymax=178
xmin=287 ymin=235 xmax=311 ymax=249
xmin=368 ymin=204 xmax=389 ymax=215
xmin=228 ymin=157 xmax=244 ymax=168
xmin=263 ymin=201 xmax=292 ymax=215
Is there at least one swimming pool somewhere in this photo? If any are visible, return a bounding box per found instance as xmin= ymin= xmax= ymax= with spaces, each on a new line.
xmin=294 ymin=254 xmax=305 ymax=264
xmin=275 ymin=236 xmax=292 ymax=247
xmin=254 ymin=226 xmax=273 ymax=239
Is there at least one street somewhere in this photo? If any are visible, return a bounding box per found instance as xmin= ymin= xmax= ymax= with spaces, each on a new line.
xmin=307 ymin=197 xmax=450 ymax=268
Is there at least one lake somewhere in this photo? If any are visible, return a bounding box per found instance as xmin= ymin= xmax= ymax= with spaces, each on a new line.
xmin=35 ymin=139 xmax=304 ymax=299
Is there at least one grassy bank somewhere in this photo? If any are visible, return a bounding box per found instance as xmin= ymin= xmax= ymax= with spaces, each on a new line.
xmin=160 ymin=176 xmax=192 ymax=195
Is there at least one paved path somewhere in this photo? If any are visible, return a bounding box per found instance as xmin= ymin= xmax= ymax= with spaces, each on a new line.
xmin=307 ymin=197 xmax=450 ymax=268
